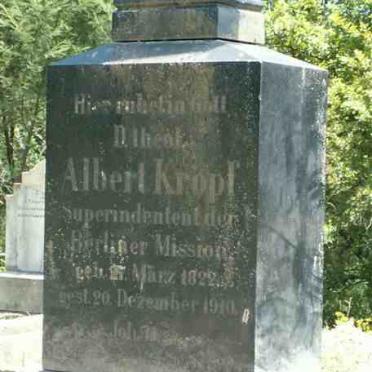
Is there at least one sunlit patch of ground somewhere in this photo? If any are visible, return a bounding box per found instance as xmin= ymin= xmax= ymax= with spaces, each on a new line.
xmin=322 ymin=320 xmax=372 ymax=372
xmin=0 ymin=313 xmax=42 ymax=372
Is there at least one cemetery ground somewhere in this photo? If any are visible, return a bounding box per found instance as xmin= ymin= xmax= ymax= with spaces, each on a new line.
xmin=0 ymin=311 xmax=371 ymax=372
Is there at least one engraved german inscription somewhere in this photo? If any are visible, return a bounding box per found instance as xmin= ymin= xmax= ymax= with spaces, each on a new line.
xmin=44 ymin=63 xmax=259 ymax=372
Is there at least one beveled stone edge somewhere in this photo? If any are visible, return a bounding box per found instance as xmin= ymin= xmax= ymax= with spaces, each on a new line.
xmin=0 ymin=271 xmax=44 ymax=280
xmin=114 ymin=0 xmax=264 ymax=11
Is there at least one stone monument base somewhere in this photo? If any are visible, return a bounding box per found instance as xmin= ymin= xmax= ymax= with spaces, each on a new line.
xmin=0 ymin=272 xmax=43 ymax=313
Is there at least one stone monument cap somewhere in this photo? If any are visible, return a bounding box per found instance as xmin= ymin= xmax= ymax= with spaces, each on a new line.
xmin=112 ymin=0 xmax=265 ymax=44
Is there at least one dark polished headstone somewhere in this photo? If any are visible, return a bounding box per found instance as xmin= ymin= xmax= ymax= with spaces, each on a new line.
xmin=43 ymin=1 xmax=327 ymax=372
xmin=43 ymin=40 xmax=326 ymax=372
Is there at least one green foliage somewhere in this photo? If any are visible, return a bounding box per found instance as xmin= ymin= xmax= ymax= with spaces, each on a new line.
xmin=334 ymin=311 xmax=350 ymax=325
xmin=334 ymin=311 xmax=372 ymax=332
xmin=0 ymin=0 xmax=113 ymax=256
xmin=265 ymin=0 xmax=372 ymax=324
xmin=356 ymin=317 xmax=372 ymax=333
xmin=0 ymin=0 xmax=113 ymax=188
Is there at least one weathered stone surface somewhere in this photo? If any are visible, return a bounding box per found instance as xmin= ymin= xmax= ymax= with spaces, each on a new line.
xmin=5 ymin=160 xmax=45 ymax=273
xmin=0 ymin=272 xmax=43 ymax=313
xmin=4 ymin=315 xmax=372 ymax=372
xmin=255 ymin=61 xmax=326 ymax=372
xmin=43 ymin=40 xmax=326 ymax=372
xmin=112 ymin=1 xmax=265 ymax=44
xmin=0 ymin=160 xmax=45 ymax=313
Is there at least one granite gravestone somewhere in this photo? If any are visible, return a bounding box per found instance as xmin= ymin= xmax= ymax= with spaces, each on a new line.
xmin=0 ymin=160 xmax=44 ymax=313
xmin=43 ymin=1 xmax=327 ymax=372
xmin=6 ymin=160 xmax=45 ymax=273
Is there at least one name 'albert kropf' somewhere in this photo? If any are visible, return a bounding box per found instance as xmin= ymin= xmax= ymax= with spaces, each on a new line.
xmin=64 ymin=157 xmax=239 ymax=204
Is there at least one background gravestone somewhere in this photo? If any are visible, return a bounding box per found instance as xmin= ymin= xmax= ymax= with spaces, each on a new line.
xmin=43 ymin=1 xmax=327 ymax=371
xmin=6 ymin=160 xmax=45 ymax=273
xmin=0 ymin=160 xmax=45 ymax=313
